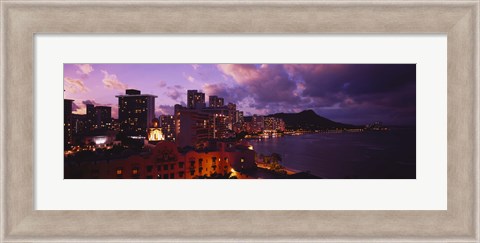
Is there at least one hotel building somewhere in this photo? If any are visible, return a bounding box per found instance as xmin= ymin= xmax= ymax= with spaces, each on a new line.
xmin=187 ymin=90 xmax=206 ymax=109
xmin=160 ymin=115 xmax=176 ymax=141
xmin=64 ymin=99 xmax=74 ymax=148
xmin=64 ymin=141 xmax=256 ymax=179
xmin=116 ymin=89 xmax=157 ymax=136
xmin=174 ymin=105 xmax=210 ymax=148
xmin=208 ymin=95 xmax=224 ymax=108
xmin=94 ymin=106 xmax=112 ymax=129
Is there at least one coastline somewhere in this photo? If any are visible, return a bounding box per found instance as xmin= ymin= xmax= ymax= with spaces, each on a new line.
xmin=247 ymin=128 xmax=415 ymax=179
xmin=238 ymin=165 xmax=321 ymax=179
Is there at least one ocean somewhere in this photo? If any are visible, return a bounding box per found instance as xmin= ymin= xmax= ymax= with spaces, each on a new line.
xmin=248 ymin=128 xmax=416 ymax=179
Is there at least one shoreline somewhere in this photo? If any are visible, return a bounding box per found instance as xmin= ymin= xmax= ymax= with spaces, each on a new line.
xmin=237 ymin=164 xmax=321 ymax=179
xmin=256 ymin=163 xmax=299 ymax=175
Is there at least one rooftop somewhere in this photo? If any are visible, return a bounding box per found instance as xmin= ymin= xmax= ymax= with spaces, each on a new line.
xmin=116 ymin=89 xmax=158 ymax=98
xmin=115 ymin=94 xmax=158 ymax=98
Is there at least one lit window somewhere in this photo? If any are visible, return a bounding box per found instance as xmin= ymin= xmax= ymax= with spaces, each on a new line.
xmin=132 ymin=168 xmax=139 ymax=175
xmin=116 ymin=169 xmax=123 ymax=175
xmin=240 ymin=158 xmax=245 ymax=163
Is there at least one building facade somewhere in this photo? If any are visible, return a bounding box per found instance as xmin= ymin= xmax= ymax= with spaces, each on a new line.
xmin=187 ymin=90 xmax=206 ymax=109
xmin=116 ymin=89 xmax=157 ymax=136
xmin=64 ymin=141 xmax=256 ymax=179
xmin=64 ymin=99 xmax=74 ymax=148
xmin=208 ymin=95 xmax=224 ymax=108
xmin=160 ymin=115 xmax=176 ymax=141
xmin=85 ymin=104 xmax=95 ymax=131
xmin=174 ymin=105 xmax=210 ymax=148
xmin=264 ymin=117 xmax=286 ymax=132
xmin=95 ymin=106 xmax=112 ymax=129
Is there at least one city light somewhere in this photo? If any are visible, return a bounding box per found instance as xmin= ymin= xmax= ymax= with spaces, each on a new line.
xmin=148 ymin=128 xmax=164 ymax=141
xmin=64 ymin=64 xmax=415 ymax=180
xmin=93 ymin=136 xmax=107 ymax=145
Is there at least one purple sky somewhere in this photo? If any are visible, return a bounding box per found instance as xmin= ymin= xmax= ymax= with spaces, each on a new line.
xmin=64 ymin=64 xmax=416 ymax=125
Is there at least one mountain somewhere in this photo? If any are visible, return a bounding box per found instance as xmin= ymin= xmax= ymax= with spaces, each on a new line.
xmin=267 ymin=110 xmax=360 ymax=130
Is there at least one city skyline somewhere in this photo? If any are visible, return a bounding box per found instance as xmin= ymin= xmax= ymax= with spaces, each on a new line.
xmin=64 ymin=64 xmax=416 ymax=126
xmin=64 ymin=64 xmax=416 ymax=179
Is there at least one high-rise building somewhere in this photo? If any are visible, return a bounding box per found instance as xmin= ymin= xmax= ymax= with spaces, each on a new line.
xmin=174 ymin=105 xmax=210 ymax=148
xmin=208 ymin=95 xmax=224 ymax=108
xmin=238 ymin=111 xmax=244 ymax=123
xmin=187 ymin=90 xmax=205 ymax=109
xmin=85 ymin=103 xmax=94 ymax=120
xmin=277 ymin=119 xmax=286 ymax=132
xmin=84 ymin=104 xmax=95 ymax=131
xmin=160 ymin=115 xmax=176 ymax=141
xmin=264 ymin=117 xmax=274 ymax=131
xmin=252 ymin=115 xmax=265 ymax=133
xmin=116 ymin=89 xmax=157 ymax=136
xmin=71 ymin=114 xmax=87 ymax=135
xmin=64 ymin=99 xmax=74 ymax=149
xmin=202 ymin=107 xmax=230 ymax=139
xmin=226 ymin=102 xmax=237 ymax=129
xmin=95 ymin=106 xmax=112 ymax=129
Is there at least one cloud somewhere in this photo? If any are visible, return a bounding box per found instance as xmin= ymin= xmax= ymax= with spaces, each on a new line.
xmin=183 ymin=72 xmax=196 ymax=83
xmin=71 ymin=100 xmax=88 ymax=115
xmin=166 ymin=89 xmax=180 ymax=101
xmin=101 ymin=70 xmax=128 ymax=91
xmin=110 ymin=104 xmax=119 ymax=119
xmin=64 ymin=77 xmax=89 ymax=93
xmin=216 ymin=64 xmax=415 ymax=125
xmin=158 ymin=80 xmax=167 ymax=88
xmin=164 ymin=85 xmax=184 ymax=101
xmin=202 ymin=82 xmax=248 ymax=104
xmin=217 ymin=64 xmax=300 ymax=108
xmin=192 ymin=64 xmax=200 ymax=70
xmin=156 ymin=105 xmax=175 ymax=116
xmin=72 ymin=102 xmax=81 ymax=112
xmin=75 ymin=64 xmax=94 ymax=77
xmin=82 ymin=100 xmax=101 ymax=106
xmin=217 ymin=64 xmax=259 ymax=85
xmin=284 ymin=64 xmax=416 ymax=109
xmin=75 ymin=100 xmax=119 ymax=118
xmin=283 ymin=64 xmax=416 ymax=125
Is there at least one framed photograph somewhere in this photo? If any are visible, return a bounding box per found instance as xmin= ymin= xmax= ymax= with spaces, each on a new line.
xmin=1 ymin=0 xmax=478 ymax=242
xmin=62 ymin=63 xmax=416 ymax=180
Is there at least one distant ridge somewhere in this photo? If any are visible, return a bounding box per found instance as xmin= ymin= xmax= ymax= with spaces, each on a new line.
xmin=266 ymin=109 xmax=360 ymax=130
